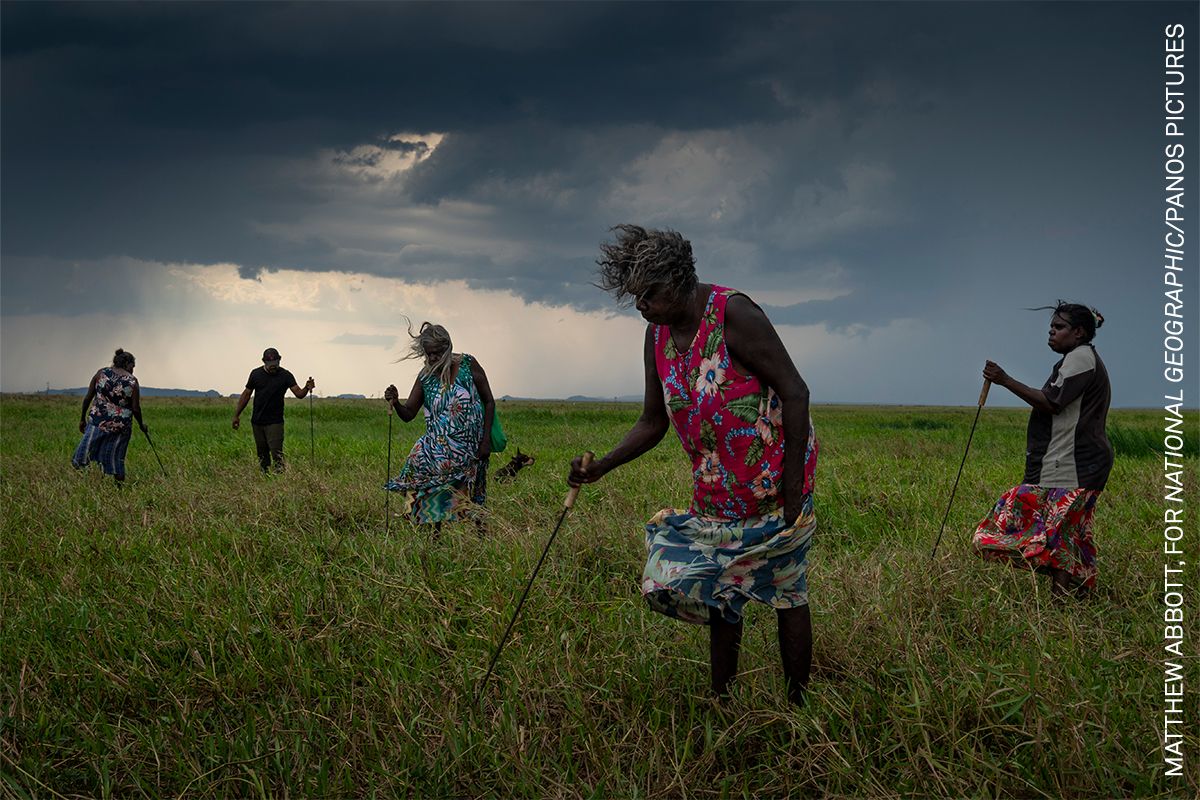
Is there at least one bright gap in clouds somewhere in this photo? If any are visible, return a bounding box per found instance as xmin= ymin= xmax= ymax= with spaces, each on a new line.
xmin=326 ymin=132 xmax=445 ymax=181
xmin=1 ymin=263 xmax=649 ymax=399
xmin=1 ymin=260 xmax=950 ymax=405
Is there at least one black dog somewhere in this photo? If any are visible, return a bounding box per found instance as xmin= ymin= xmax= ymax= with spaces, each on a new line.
xmin=495 ymin=449 xmax=535 ymax=482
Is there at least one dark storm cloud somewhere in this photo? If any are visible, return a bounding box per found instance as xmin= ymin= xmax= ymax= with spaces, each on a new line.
xmin=1 ymin=1 xmax=787 ymax=153
xmin=2 ymin=0 xmax=1195 ymax=403
xmin=2 ymin=2 xmax=793 ymax=294
xmin=379 ymin=139 xmax=434 ymax=155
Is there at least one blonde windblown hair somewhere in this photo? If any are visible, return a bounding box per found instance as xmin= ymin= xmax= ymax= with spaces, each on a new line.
xmin=402 ymin=321 xmax=456 ymax=387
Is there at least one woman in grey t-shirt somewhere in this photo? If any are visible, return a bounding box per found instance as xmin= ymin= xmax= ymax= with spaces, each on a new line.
xmin=972 ymin=302 xmax=1112 ymax=596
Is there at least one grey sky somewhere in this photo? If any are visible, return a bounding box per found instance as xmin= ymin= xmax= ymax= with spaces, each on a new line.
xmin=2 ymin=1 xmax=1195 ymax=404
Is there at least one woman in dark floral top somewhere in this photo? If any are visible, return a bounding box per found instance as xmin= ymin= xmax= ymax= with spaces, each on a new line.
xmin=72 ymin=348 xmax=148 ymax=484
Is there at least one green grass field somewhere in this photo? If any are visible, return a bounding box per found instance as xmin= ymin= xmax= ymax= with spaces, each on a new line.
xmin=2 ymin=395 xmax=1197 ymax=798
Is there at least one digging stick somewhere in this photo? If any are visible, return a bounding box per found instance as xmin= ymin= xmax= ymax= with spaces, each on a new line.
xmin=474 ymin=451 xmax=594 ymax=705
xmin=141 ymin=426 xmax=169 ymax=479
xmin=385 ymin=404 xmax=394 ymax=535
xmin=931 ymin=380 xmax=990 ymax=559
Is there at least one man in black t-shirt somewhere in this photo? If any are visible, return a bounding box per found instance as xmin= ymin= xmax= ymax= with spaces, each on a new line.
xmin=232 ymin=347 xmax=316 ymax=472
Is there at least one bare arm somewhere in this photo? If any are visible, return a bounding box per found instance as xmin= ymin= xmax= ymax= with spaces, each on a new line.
xmin=232 ymin=388 xmax=252 ymax=429
xmin=725 ymin=294 xmax=811 ymax=525
xmin=471 ymin=358 xmax=496 ymax=459
xmin=983 ymin=361 xmax=1055 ymax=413
xmin=78 ymin=371 xmax=100 ymax=433
xmin=131 ymin=382 xmax=146 ymax=432
xmin=384 ymin=378 xmax=425 ymax=422
xmin=290 ymin=376 xmax=316 ymax=399
xmin=569 ymin=325 xmax=670 ymax=486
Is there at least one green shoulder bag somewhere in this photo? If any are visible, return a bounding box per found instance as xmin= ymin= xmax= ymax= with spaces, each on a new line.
xmin=489 ymin=409 xmax=508 ymax=453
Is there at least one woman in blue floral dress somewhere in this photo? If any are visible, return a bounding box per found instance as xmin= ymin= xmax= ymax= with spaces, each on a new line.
xmin=384 ymin=323 xmax=496 ymax=533
xmin=72 ymin=348 xmax=148 ymax=484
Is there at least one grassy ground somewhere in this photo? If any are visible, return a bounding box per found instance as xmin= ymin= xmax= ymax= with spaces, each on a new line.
xmin=2 ymin=395 xmax=1197 ymax=798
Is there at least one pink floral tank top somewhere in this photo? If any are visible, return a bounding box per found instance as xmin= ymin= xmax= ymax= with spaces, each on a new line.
xmin=654 ymin=286 xmax=817 ymax=521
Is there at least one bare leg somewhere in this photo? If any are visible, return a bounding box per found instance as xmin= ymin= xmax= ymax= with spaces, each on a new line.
xmin=708 ymin=606 xmax=743 ymax=699
xmin=777 ymin=605 xmax=812 ymax=706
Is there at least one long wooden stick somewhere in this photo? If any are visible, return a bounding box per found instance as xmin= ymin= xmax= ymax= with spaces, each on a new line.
xmin=931 ymin=380 xmax=990 ymax=559
xmin=474 ymin=451 xmax=594 ymax=706
xmin=385 ymin=405 xmax=394 ymax=535
xmin=141 ymin=426 xmax=168 ymax=479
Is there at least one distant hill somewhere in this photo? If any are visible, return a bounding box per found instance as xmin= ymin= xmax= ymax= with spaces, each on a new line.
xmin=499 ymin=394 xmax=641 ymax=403
xmin=565 ymin=394 xmax=642 ymax=403
xmin=336 ymin=393 xmax=366 ymax=399
xmin=43 ymin=387 xmax=223 ymax=398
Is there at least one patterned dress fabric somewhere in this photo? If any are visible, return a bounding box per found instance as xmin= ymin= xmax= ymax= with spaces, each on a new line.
xmin=72 ymin=367 xmax=137 ymax=477
xmin=972 ymin=484 xmax=1100 ymax=589
xmin=654 ymin=287 xmax=817 ymax=520
xmin=86 ymin=368 xmax=137 ymax=433
xmin=644 ymin=507 xmax=815 ymax=624
xmin=385 ymin=354 xmax=487 ymax=523
xmin=645 ymin=286 xmax=819 ymax=624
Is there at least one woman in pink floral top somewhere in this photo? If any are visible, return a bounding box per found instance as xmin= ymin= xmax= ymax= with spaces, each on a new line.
xmin=72 ymin=348 xmax=148 ymax=484
xmin=569 ymin=225 xmax=818 ymax=706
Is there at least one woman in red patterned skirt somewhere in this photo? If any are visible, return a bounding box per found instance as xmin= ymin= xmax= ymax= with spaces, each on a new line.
xmin=974 ymin=302 xmax=1112 ymax=596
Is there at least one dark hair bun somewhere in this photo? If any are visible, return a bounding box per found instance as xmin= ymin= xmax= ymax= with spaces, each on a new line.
xmin=112 ymin=348 xmax=136 ymax=368
xmin=1092 ymin=308 xmax=1105 ymax=330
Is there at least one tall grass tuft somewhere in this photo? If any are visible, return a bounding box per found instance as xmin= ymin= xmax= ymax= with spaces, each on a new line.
xmin=1109 ymin=422 xmax=1199 ymax=458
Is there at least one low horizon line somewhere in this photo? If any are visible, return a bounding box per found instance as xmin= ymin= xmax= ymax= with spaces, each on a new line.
xmin=2 ymin=389 xmax=1193 ymax=413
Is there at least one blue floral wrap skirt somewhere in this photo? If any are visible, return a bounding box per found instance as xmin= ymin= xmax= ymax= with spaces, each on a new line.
xmin=641 ymin=497 xmax=815 ymax=625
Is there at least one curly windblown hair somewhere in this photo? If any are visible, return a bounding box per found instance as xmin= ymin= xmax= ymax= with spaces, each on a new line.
xmin=595 ymin=224 xmax=698 ymax=307
xmin=1031 ymin=300 xmax=1105 ymax=343
xmin=401 ymin=320 xmax=456 ymax=387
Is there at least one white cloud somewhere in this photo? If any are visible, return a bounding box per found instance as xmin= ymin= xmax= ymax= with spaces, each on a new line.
xmin=167 ymin=262 xmax=438 ymax=316
xmin=329 ymin=333 xmax=397 ymax=347
xmin=0 ymin=261 xmax=646 ymax=399
xmin=605 ymin=128 xmax=773 ymax=227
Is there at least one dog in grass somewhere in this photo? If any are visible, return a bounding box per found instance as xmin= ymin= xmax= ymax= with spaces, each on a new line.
xmin=495 ymin=450 xmax=535 ymax=482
